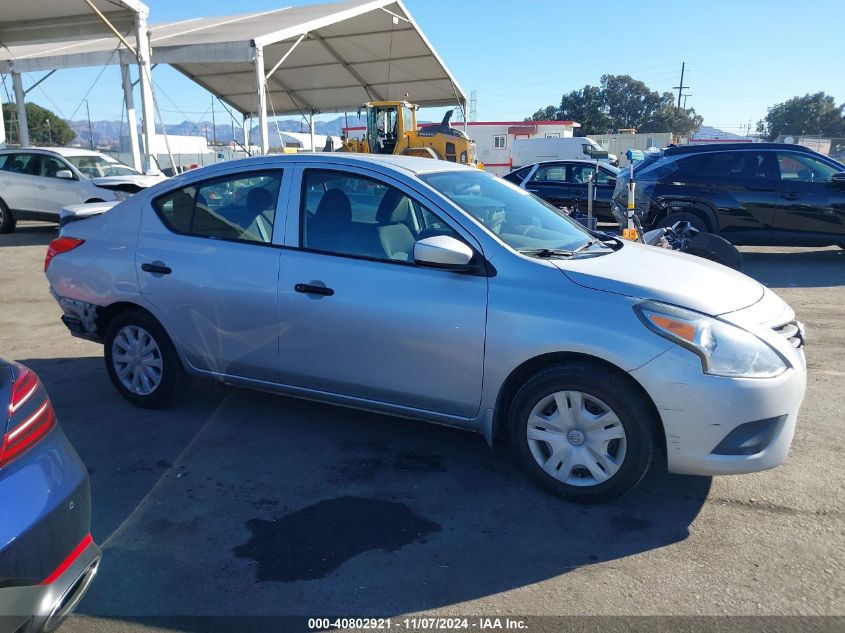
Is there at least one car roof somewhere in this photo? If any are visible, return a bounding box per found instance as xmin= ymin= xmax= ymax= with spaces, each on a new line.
xmin=663 ymin=142 xmax=823 ymax=156
xmin=171 ymin=153 xmax=477 ymax=184
xmin=0 ymin=147 xmax=109 ymax=158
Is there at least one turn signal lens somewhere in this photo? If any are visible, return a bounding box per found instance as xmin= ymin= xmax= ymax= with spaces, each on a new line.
xmin=45 ymin=237 xmax=85 ymax=272
xmin=647 ymin=315 xmax=697 ymax=343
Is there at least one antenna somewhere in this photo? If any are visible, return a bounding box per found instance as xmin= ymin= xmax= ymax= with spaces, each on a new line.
xmin=469 ymin=90 xmax=478 ymax=123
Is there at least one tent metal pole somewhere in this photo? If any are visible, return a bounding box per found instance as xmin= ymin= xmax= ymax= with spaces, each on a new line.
xmin=243 ymin=114 xmax=250 ymax=154
xmin=134 ymin=11 xmax=157 ymax=173
xmin=254 ymin=45 xmax=269 ymax=155
xmin=309 ymin=110 xmax=315 ymax=153
xmin=11 ymin=71 xmax=29 ymax=147
xmin=120 ymin=63 xmax=142 ymax=172
xmin=0 ymin=93 xmax=6 ymax=149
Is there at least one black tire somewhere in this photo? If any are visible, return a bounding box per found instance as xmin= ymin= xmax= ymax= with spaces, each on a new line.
xmin=103 ymin=309 xmax=190 ymax=409
xmin=657 ymin=210 xmax=708 ymax=233
xmin=0 ymin=199 xmax=16 ymax=234
xmin=508 ymin=361 xmax=655 ymax=503
xmin=686 ymin=232 xmax=744 ymax=270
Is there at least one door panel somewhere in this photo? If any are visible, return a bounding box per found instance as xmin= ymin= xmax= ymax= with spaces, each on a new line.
xmin=0 ymin=153 xmax=39 ymax=212
xmin=135 ymin=169 xmax=289 ymax=381
xmin=772 ymin=152 xmax=845 ymax=239
xmin=276 ymin=165 xmax=488 ymax=418
xmin=32 ymin=156 xmax=85 ymax=215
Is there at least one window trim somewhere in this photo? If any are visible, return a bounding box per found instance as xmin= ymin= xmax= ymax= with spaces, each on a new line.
xmin=493 ymin=134 xmax=507 ymax=150
xmin=151 ymin=167 xmax=284 ymax=246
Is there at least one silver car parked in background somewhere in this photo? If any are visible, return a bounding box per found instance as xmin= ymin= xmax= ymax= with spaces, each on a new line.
xmin=45 ymin=154 xmax=807 ymax=502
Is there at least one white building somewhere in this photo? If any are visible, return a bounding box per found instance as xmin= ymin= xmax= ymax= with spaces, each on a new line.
xmin=343 ymin=119 xmax=580 ymax=176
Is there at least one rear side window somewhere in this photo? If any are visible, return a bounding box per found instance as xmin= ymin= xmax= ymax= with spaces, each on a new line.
xmin=153 ymin=170 xmax=282 ymax=244
xmin=531 ymin=165 xmax=567 ymax=182
xmin=1 ymin=153 xmax=37 ymax=175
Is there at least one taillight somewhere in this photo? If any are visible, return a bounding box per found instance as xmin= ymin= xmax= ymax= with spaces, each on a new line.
xmin=45 ymin=237 xmax=85 ymax=272
xmin=1 ymin=367 xmax=56 ymax=468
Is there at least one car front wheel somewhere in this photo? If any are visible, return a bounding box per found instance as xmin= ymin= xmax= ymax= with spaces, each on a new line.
xmin=508 ymin=362 xmax=655 ymax=503
xmin=104 ymin=309 xmax=189 ymax=408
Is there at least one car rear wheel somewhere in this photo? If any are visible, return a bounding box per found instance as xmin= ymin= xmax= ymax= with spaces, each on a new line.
xmin=508 ymin=362 xmax=654 ymax=503
xmin=0 ymin=200 xmax=16 ymax=234
xmin=658 ymin=210 xmax=708 ymax=234
xmin=104 ymin=309 xmax=189 ymax=408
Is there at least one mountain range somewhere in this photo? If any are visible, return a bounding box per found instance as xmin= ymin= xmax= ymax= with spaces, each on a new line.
xmin=67 ymin=114 xmax=368 ymax=149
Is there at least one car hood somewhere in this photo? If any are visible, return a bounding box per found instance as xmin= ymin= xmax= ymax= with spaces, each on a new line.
xmin=552 ymin=240 xmax=764 ymax=316
xmin=91 ymin=174 xmax=165 ymax=188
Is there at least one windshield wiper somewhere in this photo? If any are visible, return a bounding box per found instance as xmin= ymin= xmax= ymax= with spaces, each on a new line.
xmin=573 ymin=238 xmax=598 ymax=253
xmin=517 ymin=247 xmax=577 ymax=258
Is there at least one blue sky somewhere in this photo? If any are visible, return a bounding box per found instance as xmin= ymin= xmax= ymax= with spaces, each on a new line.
xmin=6 ymin=0 xmax=844 ymax=133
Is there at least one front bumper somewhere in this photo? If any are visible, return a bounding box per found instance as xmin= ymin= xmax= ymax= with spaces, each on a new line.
xmin=630 ymin=345 xmax=806 ymax=476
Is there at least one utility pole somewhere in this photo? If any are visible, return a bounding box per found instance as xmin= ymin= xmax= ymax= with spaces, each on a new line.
xmin=682 ymin=94 xmax=692 ymax=109
xmin=85 ymin=100 xmax=94 ymax=150
xmin=673 ymin=62 xmax=689 ymax=108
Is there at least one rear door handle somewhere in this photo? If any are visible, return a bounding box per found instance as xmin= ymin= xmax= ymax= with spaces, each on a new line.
xmin=141 ymin=262 xmax=172 ymax=275
xmin=780 ymin=192 xmax=800 ymax=200
xmin=295 ymin=283 xmax=334 ymax=297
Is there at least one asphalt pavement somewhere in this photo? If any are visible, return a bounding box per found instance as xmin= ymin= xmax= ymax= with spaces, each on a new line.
xmin=1 ymin=223 xmax=842 ymax=632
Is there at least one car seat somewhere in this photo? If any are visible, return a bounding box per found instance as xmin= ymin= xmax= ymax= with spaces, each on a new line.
xmin=375 ymin=188 xmax=416 ymax=261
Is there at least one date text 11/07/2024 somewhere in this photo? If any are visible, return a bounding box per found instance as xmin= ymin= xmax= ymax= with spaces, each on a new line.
xmin=307 ymin=617 xmax=528 ymax=630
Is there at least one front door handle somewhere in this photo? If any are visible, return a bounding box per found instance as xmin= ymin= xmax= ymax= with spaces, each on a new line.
xmin=295 ymin=283 xmax=334 ymax=297
xmin=780 ymin=192 xmax=800 ymax=200
xmin=141 ymin=262 xmax=172 ymax=275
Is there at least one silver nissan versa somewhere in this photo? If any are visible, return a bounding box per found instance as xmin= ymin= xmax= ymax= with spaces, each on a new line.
xmin=44 ymin=154 xmax=807 ymax=502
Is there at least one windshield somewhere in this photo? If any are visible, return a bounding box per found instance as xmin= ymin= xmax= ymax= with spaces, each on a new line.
xmin=419 ymin=170 xmax=592 ymax=252
xmin=66 ymin=155 xmax=140 ymax=178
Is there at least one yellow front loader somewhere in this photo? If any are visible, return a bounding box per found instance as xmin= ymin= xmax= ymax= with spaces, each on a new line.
xmin=339 ymin=101 xmax=480 ymax=166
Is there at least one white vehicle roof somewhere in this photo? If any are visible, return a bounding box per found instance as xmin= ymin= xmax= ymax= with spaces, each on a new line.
xmin=0 ymin=147 xmax=119 ymax=160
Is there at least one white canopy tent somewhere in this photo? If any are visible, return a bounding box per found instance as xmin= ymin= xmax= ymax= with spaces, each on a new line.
xmin=1 ymin=0 xmax=467 ymax=158
xmin=0 ymin=0 xmax=158 ymax=171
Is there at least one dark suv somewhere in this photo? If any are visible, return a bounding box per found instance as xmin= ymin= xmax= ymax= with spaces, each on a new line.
xmin=612 ymin=143 xmax=845 ymax=247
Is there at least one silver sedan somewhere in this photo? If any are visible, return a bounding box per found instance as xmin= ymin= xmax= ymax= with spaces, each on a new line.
xmin=45 ymin=154 xmax=806 ymax=502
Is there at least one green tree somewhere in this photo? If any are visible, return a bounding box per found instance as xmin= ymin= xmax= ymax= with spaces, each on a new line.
xmin=756 ymin=92 xmax=845 ymax=141
xmin=2 ymin=102 xmax=76 ymax=146
xmin=560 ymin=84 xmax=609 ymax=136
xmin=526 ymin=105 xmax=559 ymax=121
xmin=529 ymin=74 xmax=703 ymax=137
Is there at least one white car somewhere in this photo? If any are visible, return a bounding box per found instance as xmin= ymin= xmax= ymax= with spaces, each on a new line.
xmin=0 ymin=147 xmax=165 ymax=233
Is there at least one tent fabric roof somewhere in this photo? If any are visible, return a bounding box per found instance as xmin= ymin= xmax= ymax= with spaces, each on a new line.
xmin=1 ymin=0 xmax=467 ymax=117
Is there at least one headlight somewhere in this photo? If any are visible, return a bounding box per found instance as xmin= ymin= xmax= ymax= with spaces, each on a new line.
xmin=111 ymin=190 xmax=130 ymax=201
xmin=634 ymin=301 xmax=787 ymax=378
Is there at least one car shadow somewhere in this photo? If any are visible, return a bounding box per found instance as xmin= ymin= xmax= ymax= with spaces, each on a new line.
xmin=0 ymin=222 xmax=57 ymax=248
xmin=21 ymin=356 xmax=710 ymax=628
xmin=741 ymin=246 xmax=844 ymax=288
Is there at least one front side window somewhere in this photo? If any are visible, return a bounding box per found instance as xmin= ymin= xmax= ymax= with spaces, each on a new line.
xmin=420 ymin=170 xmax=591 ymax=252
xmin=39 ymin=156 xmax=70 ymax=179
xmin=153 ymin=170 xmax=282 ymax=244
xmin=301 ymin=170 xmax=461 ymax=262
xmin=493 ymin=135 xmax=506 ymax=149
xmin=776 ymin=153 xmax=838 ymax=182
xmin=567 ymin=165 xmax=595 ymax=184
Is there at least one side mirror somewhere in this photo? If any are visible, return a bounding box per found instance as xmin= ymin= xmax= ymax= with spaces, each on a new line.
xmin=413 ymin=235 xmax=474 ymax=269
xmin=56 ymin=169 xmax=74 ymax=180
xmin=831 ymin=172 xmax=845 ymax=183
